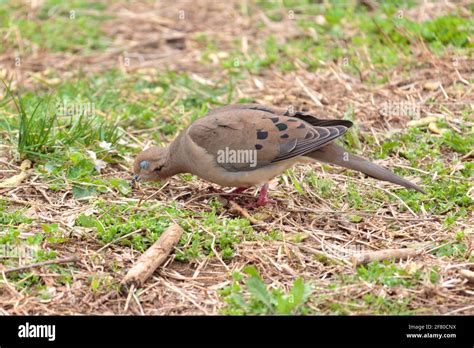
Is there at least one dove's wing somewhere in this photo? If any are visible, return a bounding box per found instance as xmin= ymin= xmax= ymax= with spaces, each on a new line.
xmin=187 ymin=108 xmax=352 ymax=172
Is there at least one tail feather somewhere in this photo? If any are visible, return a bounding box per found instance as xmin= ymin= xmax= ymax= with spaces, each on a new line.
xmin=309 ymin=143 xmax=426 ymax=194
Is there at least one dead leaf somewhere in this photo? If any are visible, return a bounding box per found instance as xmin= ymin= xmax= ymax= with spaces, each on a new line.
xmin=407 ymin=116 xmax=438 ymax=128
xmin=428 ymin=122 xmax=448 ymax=135
xmin=0 ymin=160 xmax=32 ymax=188
xmin=423 ymin=81 xmax=440 ymax=91
xmin=405 ymin=261 xmax=421 ymax=275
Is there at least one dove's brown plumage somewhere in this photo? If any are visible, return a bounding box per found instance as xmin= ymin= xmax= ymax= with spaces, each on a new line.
xmin=133 ymin=104 xmax=425 ymax=204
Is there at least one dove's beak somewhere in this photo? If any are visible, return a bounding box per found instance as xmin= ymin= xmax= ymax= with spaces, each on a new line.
xmin=131 ymin=174 xmax=140 ymax=187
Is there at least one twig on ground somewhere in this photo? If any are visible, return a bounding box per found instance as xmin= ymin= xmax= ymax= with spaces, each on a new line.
xmin=97 ymin=228 xmax=144 ymax=253
xmin=227 ymin=200 xmax=270 ymax=231
xmin=459 ymin=269 xmax=474 ymax=283
xmin=228 ymin=200 xmax=258 ymax=224
xmin=122 ymin=224 xmax=184 ymax=288
xmin=351 ymin=248 xmax=419 ymax=266
xmin=2 ymin=256 xmax=79 ymax=274
xmin=445 ymin=304 xmax=474 ymax=315
xmin=137 ymin=181 xmax=169 ymax=207
xmin=123 ymin=283 xmax=135 ymax=313
xmin=295 ymin=77 xmax=324 ymax=106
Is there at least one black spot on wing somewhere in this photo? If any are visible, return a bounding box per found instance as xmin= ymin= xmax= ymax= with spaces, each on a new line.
xmin=280 ymin=134 xmax=289 ymax=139
xmin=257 ymin=130 xmax=268 ymax=139
xmin=276 ymin=123 xmax=288 ymax=131
xmin=270 ymin=117 xmax=279 ymax=123
xmin=255 ymin=144 xmax=263 ymax=150
xmin=297 ymin=123 xmax=306 ymax=129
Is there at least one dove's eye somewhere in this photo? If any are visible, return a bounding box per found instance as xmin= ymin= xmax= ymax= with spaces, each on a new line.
xmin=140 ymin=160 xmax=150 ymax=170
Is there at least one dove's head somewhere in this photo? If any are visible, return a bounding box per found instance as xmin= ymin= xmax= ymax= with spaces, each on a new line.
xmin=133 ymin=147 xmax=171 ymax=182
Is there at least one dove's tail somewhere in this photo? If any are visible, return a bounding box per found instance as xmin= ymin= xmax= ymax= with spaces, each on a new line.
xmin=308 ymin=143 xmax=426 ymax=194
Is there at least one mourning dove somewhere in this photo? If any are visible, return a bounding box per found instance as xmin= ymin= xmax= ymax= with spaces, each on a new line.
xmin=133 ymin=104 xmax=425 ymax=206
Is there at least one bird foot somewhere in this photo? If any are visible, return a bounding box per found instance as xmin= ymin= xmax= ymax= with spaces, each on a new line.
xmin=244 ymin=183 xmax=275 ymax=208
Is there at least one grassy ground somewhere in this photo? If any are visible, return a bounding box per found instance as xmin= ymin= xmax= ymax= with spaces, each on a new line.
xmin=0 ymin=0 xmax=473 ymax=315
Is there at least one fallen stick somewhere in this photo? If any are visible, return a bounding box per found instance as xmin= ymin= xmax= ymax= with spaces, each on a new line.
xmin=2 ymin=256 xmax=79 ymax=274
xmin=459 ymin=269 xmax=474 ymax=283
xmin=228 ymin=201 xmax=259 ymax=225
xmin=351 ymin=248 xmax=419 ymax=266
xmin=228 ymin=201 xmax=270 ymax=232
xmin=122 ymin=224 xmax=184 ymax=288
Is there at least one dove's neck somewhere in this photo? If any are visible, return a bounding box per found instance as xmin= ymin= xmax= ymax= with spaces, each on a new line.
xmin=163 ymin=132 xmax=188 ymax=177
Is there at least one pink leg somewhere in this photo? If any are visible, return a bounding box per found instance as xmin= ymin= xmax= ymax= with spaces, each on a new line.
xmin=257 ymin=183 xmax=270 ymax=206
xmin=244 ymin=183 xmax=276 ymax=208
